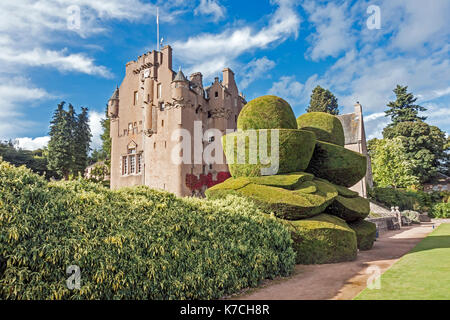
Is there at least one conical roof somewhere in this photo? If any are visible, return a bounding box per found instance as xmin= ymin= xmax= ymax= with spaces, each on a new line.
xmin=173 ymin=68 xmax=188 ymax=82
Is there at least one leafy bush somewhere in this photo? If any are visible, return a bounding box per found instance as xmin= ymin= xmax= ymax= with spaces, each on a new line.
xmin=430 ymin=203 xmax=450 ymax=219
xmin=0 ymin=160 xmax=295 ymax=299
xmin=401 ymin=210 xmax=421 ymax=223
xmin=348 ymin=220 xmax=376 ymax=250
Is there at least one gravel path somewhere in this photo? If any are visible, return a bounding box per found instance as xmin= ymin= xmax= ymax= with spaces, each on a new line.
xmin=235 ymin=221 xmax=444 ymax=300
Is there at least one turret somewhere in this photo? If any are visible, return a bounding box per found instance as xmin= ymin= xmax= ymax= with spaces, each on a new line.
xmin=171 ymin=68 xmax=189 ymax=99
xmin=108 ymin=87 xmax=119 ymax=118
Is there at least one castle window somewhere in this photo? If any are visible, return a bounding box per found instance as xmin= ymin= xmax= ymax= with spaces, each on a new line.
xmin=207 ymin=111 xmax=212 ymax=118
xmin=159 ymin=102 xmax=165 ymax=111
xmin=215 ymin=91 xmax=218 ymax=98
xmin=123 ymin=129 xmax=127 ymax=136
xmin=161 ymin=120 xmax=164 ymax=127
xmin=164 ymin=141 xmax=167 ymax=148
xmin=209 ymin=164 xmax=213 ymax=170
xmin=157 ymin=83 xmax=162 ymax=98
xmin=122 ymin=156 xmax=128 ymax=175
xmin=208 ymin=136 xmax=215 ymax=143
xmin=133 ymin=91 xmax=138 ymax=105
xmin=130 ymin=155 xmax=136 ymax=174
xmin=154 ymin=142 xmax=156 ymax=149
xmin=234 ymin=97 xmax=237 ymax=108
xmin=137 ymin=153 xmax=143 ymax=173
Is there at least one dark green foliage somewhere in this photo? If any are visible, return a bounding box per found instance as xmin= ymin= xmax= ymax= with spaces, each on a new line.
xmin=237 ymin=95 xmax=297 ymax=130
xmin=327 ymin=195 xmax=370 ymax=222
xmin=306 ymin=141 xmax=367 ymax=187
xmin=306 ymin=85 xmax=339 ymax=115
xmin=296 ymin=112 xmax=345 ymax=146
xmin=0 ymin=160 xmax=295 ymax=299
xmin=385 ymin=85 xmax=426 ymax=125
xmin=368 ymin=187 xmax=443 ymax=212
xmin=73 ymin=107 xmax=92 ymax=176
xmin=91 ymin=104 xmax=111 ymax=168
xmin=282 ymin=214 xmax=357 ymax=264
xmin=383 ymin=121 xmax=448 ymax=183
xmin=206 ymin=177 xmax=338 ymax=220
xmin=223 ymin=129 xmax=316 ymax=177
xmin=348 ymin=220 xmax=376 ymax=250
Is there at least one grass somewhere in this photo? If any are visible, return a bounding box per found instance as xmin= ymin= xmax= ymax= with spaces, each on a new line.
xmin=355 ymin=223 xmax=450 ymax=300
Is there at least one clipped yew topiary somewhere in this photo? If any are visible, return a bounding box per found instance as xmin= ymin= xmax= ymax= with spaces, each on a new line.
xmin=206 ymin=177 xmax=338 ymax=220
xmin=223 ymin=129 xmax=316 ymax=177
xmin=306 ymin=141 xmax=367 ymax=187
xmin=297 ymin=112 xmax=345 ymax=146
xmin=327 ymin=195 xmax=370 ymax=222
xmin=282 ymin=214 xmax=357 ymax=264
xmin=237 ymin=95 xmax=297 ymax=130
xmin=349 ymin=219 xmax=377 ymax=250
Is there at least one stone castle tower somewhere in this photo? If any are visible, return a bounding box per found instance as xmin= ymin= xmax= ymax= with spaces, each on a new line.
xmin=108 ymin=45 xmax=246 ymax=196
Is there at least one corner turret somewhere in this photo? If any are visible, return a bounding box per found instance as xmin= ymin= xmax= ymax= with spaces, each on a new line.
xmin=108 ymin=86 xmax=119 ymax=118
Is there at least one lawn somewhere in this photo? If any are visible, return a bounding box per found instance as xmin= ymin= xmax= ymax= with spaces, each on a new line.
xmin=355 ymin=223 xmax=450 ymax=300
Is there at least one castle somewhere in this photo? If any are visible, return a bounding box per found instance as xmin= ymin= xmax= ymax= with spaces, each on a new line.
xmin=108 ymin=45 xmax=246 ymax=196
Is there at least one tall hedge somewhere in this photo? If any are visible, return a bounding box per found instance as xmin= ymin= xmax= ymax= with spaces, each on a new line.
xmin=0 ymin=160 xmax=295 ymax=299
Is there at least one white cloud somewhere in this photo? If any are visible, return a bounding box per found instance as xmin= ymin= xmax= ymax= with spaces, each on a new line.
xmin=194 ymin=0 xmax=226 ymax=22
xmin=173 ymin=0 xmax=300 ymax=78
xmin=15 ymin=136 xmax=50 ymax=151
xmin=89 ymin=110 xmax=105 ymax=151
xmin=239 ymin=57 xmax=276 ymax=90
xmin=302 ymin=0 xmax=355 ymax=61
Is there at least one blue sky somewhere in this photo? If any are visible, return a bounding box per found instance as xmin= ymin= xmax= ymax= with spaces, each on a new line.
xmin=1 ymin=0 xmax=449 ymax=150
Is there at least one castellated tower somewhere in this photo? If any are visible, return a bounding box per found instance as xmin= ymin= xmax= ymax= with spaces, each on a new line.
xmin=108 ymin=45 xmax=246 ymax=196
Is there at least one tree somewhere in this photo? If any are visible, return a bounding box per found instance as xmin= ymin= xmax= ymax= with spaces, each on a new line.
xmin=369 ymin=137 xmax=419 ymax=188
xmin=383 ymin=121 xmax=448 ymax=183
xmin=47 ymin=102 xmax=73 ymax=179
xmin=385 ymin=85 xmax=426 ymax=126
xmin=306 ymin=85 xmax=339 ymax=115
xmin=100 ymin=104 xmax=111 ymax=166
xmin=73 ymin=107 xmax=92 ymax=176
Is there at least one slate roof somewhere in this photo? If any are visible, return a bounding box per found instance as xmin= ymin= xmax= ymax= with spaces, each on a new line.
xmin=173 ymin=69 xmax=188 ymax=82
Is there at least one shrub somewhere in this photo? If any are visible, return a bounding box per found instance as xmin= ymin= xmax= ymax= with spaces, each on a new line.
xmin=306 ymin=141 xmax=367 ymax=187
xmin=430 ymin=203 xmax=450 ymax=218
xmin=222 ymin=129 xmax=316 ymax=177
xmin=282 ymin=214 xmax=357 ymax=264
xmin=368 ymin=187 xmax=442 ymax=212
xmin=401 ymin=210 xmax=421 ymax=223
xmin=296 ymin=112 xmax=345 ymax=146
xmin=0 ymin=160 xmax=295 ymax=299
xmin=348 ymin=220 xmax=376 ymax=250
xmin=237 ymin=95 xmax=297 ymax=130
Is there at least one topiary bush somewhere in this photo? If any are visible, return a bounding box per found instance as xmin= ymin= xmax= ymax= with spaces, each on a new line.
xmin=326 ymin=195 xmax=370 ymax=222
xmin=296 ymin=112 xmax=345 ymax=146
xmin=306 ymin=141 xmax=367 ymax=187
xmin=348 ymin=220 xmax=376 ymax=250
xmin=282 ymin=214 xmax=357 ymax=264
xmin=206 ymin=176 xmax=338 ymax=220
xmin=222 ymin=129 xmax=316 ymax=177
xmin=237 ymin=95 xmax=297 ymax=130
xmin=0 ymin=160 xmax=295 ymax=299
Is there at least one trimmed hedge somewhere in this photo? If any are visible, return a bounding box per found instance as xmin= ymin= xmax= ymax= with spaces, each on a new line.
xmin=296 ymin=112 xmax=345 ymax=146
xmin=206 ymin=177 xmax=338 ymax=220
xmin=222 ymin=129 xmax=316 ymax=177
xmin=237 ymin=95 xmax=297 ymax=130
xmin=348 ymin=220 xmax=376 ymax=250
xmin=0 ymin=160 xmax=295 ymax=299
xmin=282 ymin=214 xmax=357 ymax=264
xmin=306 ymin=141 xmax=367 ymax=187
xmin=327 ymin=195 xmax=370 ymax=222
xmin=316 ymin=178 xmax=359 ymax=198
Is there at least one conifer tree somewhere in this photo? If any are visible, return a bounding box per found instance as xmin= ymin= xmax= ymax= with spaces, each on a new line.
xmin=73 ymin=107 xmax=92 ymax=176
xmin=100 ymin=104 xmax=111 ymax=166
xmin=306 ymin=85 xmax=339 ymax=115
xmin=385 ymin=85 xmax=426 ymax=125
xmin=47 ymin=102 xmax=73 ymax=179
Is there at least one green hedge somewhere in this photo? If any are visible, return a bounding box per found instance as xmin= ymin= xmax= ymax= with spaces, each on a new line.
xmin=282 ymin=214 xmax=357 ymax=264
xmin=296 ymin=112 xmax=345 ymax=146
xmin=348 ymin=220 xmax=376 ymax=250
xmin=430 ymin=203 xmax=450 ymax=218
xmin=222 ymin=129 xmax=316 ymax=177
xmin=0 ymin=160 xmax=295 ymax=299
xmin=306 ymin=141 xmax=367 ymax=187
xmin=237 ymin=95 xmax=297 ymax=130
xmin=327 ymin=195 xmax=370 ymax=222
